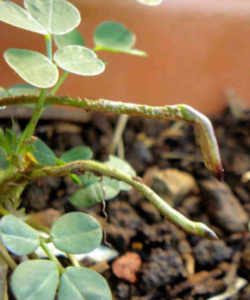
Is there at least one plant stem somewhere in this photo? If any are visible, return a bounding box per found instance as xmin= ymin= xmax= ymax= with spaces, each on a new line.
xmin=67 ymin=254 xmax=80 ymax=267
xmin=0 ymin=95 xmax=223 ymax=178
xmin=18 ymin=89 xmax=47 ymax=149
xmin=31 ymin=160 xmax=218 ymax=239
xmin=39 ymin=240 xmax=64 ymax=274
xmin=0 ymin=204 xmax=8 ymax=216
xmin=0 ymin=241 xmax=17 ymax=270
xmin=0 ymin=166 xmax=17 ymax=185
xmin=45 ymin=34 xmax=53 ymax=60
xmin=51 ymin=71 xmax=69 ymax=96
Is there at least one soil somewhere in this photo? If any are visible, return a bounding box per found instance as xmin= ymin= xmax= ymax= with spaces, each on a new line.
xmin=1 ymin=104 xmax=250 ymax=300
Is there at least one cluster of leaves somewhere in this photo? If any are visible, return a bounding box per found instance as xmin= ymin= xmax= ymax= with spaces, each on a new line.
xmin=0 ymin=213 xmax=111 ymax=300
xmin=0 ymin=0 xmax=146 ymax=89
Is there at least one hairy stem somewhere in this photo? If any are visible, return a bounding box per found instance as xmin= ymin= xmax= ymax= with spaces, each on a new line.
xmin=31 ymin=160 xmax=218 ymax=239
xmin=0 ymin=95 xmax=223 ymax=178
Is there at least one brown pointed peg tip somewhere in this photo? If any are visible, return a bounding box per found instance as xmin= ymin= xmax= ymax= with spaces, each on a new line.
xmin=215 ymin=166 xmax=224 ymax=182
xmin=177 ymin=105 xmax=224 ymax=181
xmin=196 ymin=223 xmax=219 ymax=240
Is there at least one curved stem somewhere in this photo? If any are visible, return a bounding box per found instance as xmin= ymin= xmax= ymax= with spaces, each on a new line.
xmin=31 ymin=160 xmax=218 ymax=240
xmin=39 ymin=240 xmax=64 ymax=274
xmin=0 ymin=95 xmax=223 ymax=178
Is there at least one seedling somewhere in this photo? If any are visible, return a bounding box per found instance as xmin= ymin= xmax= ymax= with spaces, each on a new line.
xmin=0 ymin=1 xmax=223 ymax=299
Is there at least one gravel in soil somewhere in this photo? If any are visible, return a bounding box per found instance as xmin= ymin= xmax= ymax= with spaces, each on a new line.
xmin=1 ymin=105 xmax=250 ymax=300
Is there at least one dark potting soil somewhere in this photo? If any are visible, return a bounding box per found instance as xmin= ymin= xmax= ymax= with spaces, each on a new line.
xmin=1 ymin=104 xmax=250 ymax=300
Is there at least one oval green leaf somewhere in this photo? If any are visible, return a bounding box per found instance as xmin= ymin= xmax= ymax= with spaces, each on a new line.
xmin=24 ymin=0 xmax=81 ymax=35
xmin=54 ymin=29 xmax=85 ymax=48
xmin=94 ymin=21 xmax=135 ymax=51
xmin=7 ymin=84 xmax=40 ymax=96
xmin=54 ymin=45 xmax=105 ymax=76
xmin=61 ymin=146 xmax=93 ymax=163
xmin=11 ymin=260 xmax=59 ymax=300
xmin=0 ymin=1 xmax=47 ymax=34
xmin=137 ymin=0 xmax=163 ymax=5
xmin=69 ymin=184 xmax=103 ymax=209
xmin=51 ymin=212 xmax=102 ymax=254
xmin=4 ymin=49 xmax=58 ymax=88
xmin=32 ymin=139 xmax=57 ymax=166
xmin=69 ymin=174 xmax=124 ymax=209
xmin=58 ymin=266 xmax=112 ymax=300
xmin=105 ymin=155 xmax=136 ymax=191
xmin=0 ymin=215 xmax=39 ymax=255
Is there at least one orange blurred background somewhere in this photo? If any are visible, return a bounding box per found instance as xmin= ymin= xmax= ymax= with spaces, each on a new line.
xmin=1 ymin=0 xmax=250 ymax=114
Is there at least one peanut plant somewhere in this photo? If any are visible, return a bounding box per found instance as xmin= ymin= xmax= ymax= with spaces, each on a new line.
xmin=0 ymin=1 xmax=223 ymax=299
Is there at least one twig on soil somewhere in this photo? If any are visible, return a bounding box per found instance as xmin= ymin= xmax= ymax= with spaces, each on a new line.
xmin=109 ymin=114 xmax=129 ymax=158
xmin=207 ymin=277 xmax=247 ymax=300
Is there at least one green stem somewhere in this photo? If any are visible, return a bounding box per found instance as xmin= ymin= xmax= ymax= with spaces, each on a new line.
xmin=0 ymin=204 xmax=8 ymax=216
xmin=45 ymin=34 xmax=53 ymax=60
xmin=67 ymin=254 xmax=80 ymax=267
xmin=31 ymin=160 xmax=218 ymax=239
xmin=0 ymin=166 xmax=17 ymax=185
xmin=18 ymin=89 xmax=47 ymax=149
xmin=40 ymin=240 xmax=64 ymax=274
xmin=0 ymin=95 xmax=223 ymax=178
xmin=51 ymin=71 xmax=69 ymax=96
xmin=0 ymin=241 xmax=17 ymax=270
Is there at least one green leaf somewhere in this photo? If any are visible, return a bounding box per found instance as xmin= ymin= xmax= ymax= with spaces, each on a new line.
xmin=80 ymin=172 xmax=100 ymax=187
xmin=4 ymin=49 xmax=58 ymax=88
xmin=0 ymin=1 xmax=47 ymax=34
xmin=11 ymin=260 xmax=59 ymax=300
xmin=94 ymin=21 xmax=135 ymax=51
xmin=58 ymin=266 xmax=112 ymax=300
xmin=54 ymin=45 xmax=105 ymax=76
xmin=70 ymin=157 xmax=136 ymax=208
xmin=51 ymin=212 xmax=102 ymax=254
xmin=24 ymin=0 xmax=81 ymax=35
xmin=61 ymin=146 xmax=93 ymax=163
xmin=0 ymin=147 xmax=9 ymax=169
xmin=32 ymin=139 xmax=57 ymax=166
xmin=7 ymin=84 xmax=40 ymax=96
xmin=54 ymin=29 xmax=85 ymax=48
xmin=137 ymin=0 xmax=163 ymax=5
xmin=94 ymin=21 xmax=147 ymax=56
xmin=69 ymin=173 xmax=101 ymax=208
xmin=105 ymin=155 xmax=136 ymax=191
xmin=69 ymin=183 xmax=103 ymax=209
xmin=69 ymin=174 xmax=122 ymax=209
xmin=0 ymin=215 xmax=39 ymax=255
